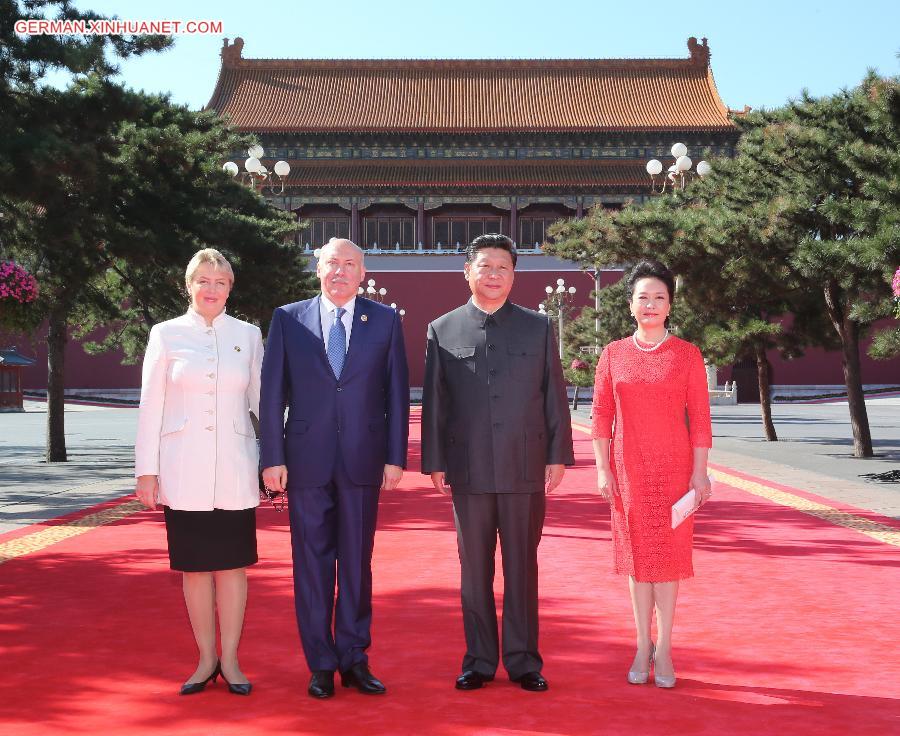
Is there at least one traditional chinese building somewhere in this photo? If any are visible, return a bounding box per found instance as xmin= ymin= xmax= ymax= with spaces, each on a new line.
xmin=208 ymin=35 xmax=737 ymax=254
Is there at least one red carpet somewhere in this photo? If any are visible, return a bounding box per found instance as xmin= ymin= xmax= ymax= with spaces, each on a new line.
xmin=2 ymin=414 xmax=900 ymax=735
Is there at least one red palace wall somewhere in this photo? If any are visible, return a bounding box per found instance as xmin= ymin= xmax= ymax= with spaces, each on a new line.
xmin=365 ymin=268 xmax=607 ymax=387
xmin=4 ymin=269 xmax=898 ymax=391
xmin=0 ymin=325 xmax=141 ymax=391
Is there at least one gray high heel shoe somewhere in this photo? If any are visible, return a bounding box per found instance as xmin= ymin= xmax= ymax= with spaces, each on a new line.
xmin=627 ymin=643 xmax=655 ymax=685
xmin=653 ymin=652 xmax=676 ymax=688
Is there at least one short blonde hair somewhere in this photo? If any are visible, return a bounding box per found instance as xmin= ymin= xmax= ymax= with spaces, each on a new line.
xmin=185 ymin=248 xmax=234 ymax=291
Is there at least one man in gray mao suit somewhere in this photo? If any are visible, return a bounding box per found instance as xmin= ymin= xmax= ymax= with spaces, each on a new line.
xmin=421 ymin=234 xmax=575 ymax=692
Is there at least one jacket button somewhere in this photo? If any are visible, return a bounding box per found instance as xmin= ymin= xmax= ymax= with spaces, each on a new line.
xmin=205 ymin=426 xmax=214 ymax=431
xmin=488 ymin=343 xmax=496 ymax=350
xmin=205 ymin=409 xmax=214 ymax=415
xmin=207 ymin=373 xmax=215 ymax=379
xmin=489 ymin=369 xmax=497 ymax=376
xmin=206 ymin=391 xmax=214 ymax=396
xmin=337 ymin=387 xmax=343 ymax=392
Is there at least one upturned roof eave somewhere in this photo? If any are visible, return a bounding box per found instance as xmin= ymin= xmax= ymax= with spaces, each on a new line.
xmin=229 ymin=124 xmax=738 ymax=134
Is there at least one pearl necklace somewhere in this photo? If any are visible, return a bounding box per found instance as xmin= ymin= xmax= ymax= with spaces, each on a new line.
xmin=632 ymin=329 xmax=669 ymax=353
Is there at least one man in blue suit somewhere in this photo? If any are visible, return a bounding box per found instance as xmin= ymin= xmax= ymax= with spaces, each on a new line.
xmin=260 ymin=238 xmax=409 ymax=699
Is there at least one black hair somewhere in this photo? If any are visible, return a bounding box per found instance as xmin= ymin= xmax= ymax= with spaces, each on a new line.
xmin=625 ymin=260 xmax=676 ymax=303
xmin=465 ymin=233 xmax=518 ymax=267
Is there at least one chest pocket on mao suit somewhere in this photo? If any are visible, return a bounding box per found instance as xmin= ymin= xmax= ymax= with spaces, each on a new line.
xmin=507 ymin=343 xmax=542 ymax=383
xmin=446 ymin=346 xmax=477 ymax=376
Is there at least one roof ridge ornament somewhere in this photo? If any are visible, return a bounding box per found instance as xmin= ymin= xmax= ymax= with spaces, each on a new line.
xmin=221 ymin=37 xmax=244 ymax=67
xmin=687 ymin=36 xmax=710 ymax=67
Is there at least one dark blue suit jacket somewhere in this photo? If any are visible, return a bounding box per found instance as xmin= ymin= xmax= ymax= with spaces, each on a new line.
xmin=259 ymin=295 xmax=409 ymax=488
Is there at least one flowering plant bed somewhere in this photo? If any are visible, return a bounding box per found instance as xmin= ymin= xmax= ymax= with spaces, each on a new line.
xmin=0 ymin=261 xmax=41 ymax=331
xmin=893 ymin=267 xmax=900 ymax=318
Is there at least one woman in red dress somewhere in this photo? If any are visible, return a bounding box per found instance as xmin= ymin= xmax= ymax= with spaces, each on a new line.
xmin=591 ymin=260 xmax=712 ymax=689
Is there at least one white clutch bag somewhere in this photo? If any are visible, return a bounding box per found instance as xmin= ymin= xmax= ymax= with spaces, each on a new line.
xmin=671 ymin=476 xmax=713 ymax=529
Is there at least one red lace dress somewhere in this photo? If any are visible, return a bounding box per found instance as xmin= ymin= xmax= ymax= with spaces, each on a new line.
xmin=591 ymin=335 xmax=712 ymax=582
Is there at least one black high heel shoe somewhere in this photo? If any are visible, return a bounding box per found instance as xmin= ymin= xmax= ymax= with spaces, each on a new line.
xmin=222 ymin=671 xmax=253 ymax=696
xmin=180 ymin=661 xmax=221 ymax=695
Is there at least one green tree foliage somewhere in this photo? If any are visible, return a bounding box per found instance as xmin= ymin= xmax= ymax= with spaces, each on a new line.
xmin=1 ymin=3 xmax=316 ymax=460
xmin=558 ymin=279 xmax=632 ymax=383
xmin=843 ymin=75 xmax=900 ymax=360
xmin=547 ymin=73 xmax=900 ymax=454
xmin=1 ymin=0 xmax=171 ymax=460
xmin=547 ymin=194 xmax=813 ymax=441
xmin=58 ymin=79 xmax=315 ymax=363
xmin=554 ymin=279 xmax=633 ymax=408
xmin=730 ymin=74 xmax=900 ymax=456
xmin=0 ymin=0 xmax=171 ymax=195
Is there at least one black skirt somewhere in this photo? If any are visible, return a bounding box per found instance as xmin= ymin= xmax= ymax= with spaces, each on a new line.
xmin=163 ymin=506 xmax=258 ymax=572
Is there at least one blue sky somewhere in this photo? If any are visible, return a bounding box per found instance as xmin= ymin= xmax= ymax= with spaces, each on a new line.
xmin=43 ymin=0 xmax=900 ymax=112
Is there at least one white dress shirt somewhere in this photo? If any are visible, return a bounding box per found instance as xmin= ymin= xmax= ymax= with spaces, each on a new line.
xmin=319 ymin=294 xmax=355 ymax=351
xmin=134 ymin=308 xmax=264 ymax=511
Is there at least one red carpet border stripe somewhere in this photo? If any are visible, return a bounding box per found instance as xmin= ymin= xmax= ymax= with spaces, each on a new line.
xmin=0 ymin=499 xmax=144 ymax=565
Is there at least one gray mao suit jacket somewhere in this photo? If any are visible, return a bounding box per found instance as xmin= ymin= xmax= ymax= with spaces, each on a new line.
xmin=421 ymin=299 xmax=575 ymax=493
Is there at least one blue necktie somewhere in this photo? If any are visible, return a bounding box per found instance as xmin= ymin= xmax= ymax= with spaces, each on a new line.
xmin=327 ymin=307 xmax=347 ymax=379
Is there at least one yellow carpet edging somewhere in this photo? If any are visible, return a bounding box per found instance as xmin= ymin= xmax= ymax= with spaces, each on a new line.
xmin=570 ymin=421 xmax=900 ymax=548
xmin=0 ymin=500 xmax=145 ymax=565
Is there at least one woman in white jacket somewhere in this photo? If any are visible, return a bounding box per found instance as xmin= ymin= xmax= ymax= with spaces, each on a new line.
xmin=135 ymin=248 xmax=263 ymax=696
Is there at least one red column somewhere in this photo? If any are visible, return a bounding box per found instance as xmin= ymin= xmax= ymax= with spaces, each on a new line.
xmin=351 ymin=202 xmax=360 ymax=244
xmin=417 ymin=202 xmax=425 ymax=248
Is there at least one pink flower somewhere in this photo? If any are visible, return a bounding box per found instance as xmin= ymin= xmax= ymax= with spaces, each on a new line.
xmin=892 ymin=267 xmax=900 ymax=299
xmin=570 ymin=358 xmax=589 ymax=371
xmin=0 ymin=261 xmax=38 ymax=304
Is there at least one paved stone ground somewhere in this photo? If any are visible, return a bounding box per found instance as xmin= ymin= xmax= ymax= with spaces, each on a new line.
xmin=2 ymin=396 xmax=899 ymax=536
xmin=0 ymin=402 xmax=137 ymax=534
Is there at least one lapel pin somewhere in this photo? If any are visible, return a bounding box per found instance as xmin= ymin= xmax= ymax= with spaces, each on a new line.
xmin=360 ymin=314 xmax=368 ymax=322
xmin=234 ymin=346 xmax=241 ymax=352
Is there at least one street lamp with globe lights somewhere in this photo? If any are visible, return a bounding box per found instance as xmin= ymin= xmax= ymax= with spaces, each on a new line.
xmin=223 ymin=145 xmax=291 ymax=195
xmin=646 ymin=147 xmax=721 ymax=391
xmin=646 ymin=142 xmax=711 ymax=194
xmin=539 ymin=278 xmax=577 ymax=359
xmin=358 ymin=278 xmax=388 ymax=303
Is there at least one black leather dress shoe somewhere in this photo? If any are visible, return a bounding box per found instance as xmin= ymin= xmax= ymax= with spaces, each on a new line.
xmin=179 ymin=662 xmax=221 ymax=696
xmin=222 ymin=674 xmax=252 ymax=696
xmin=512 ymin=672 xmax=548 ymax=691
xmin=340 ymin=663 xmax=386 ymax=694
xmin=455 ymin=670 xmax=494 ymax=690
xmin=308 ymin=670 xmax=335 ymax=699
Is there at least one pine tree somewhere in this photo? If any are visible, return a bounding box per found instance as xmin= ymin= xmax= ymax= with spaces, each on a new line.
xmin=3 ymin=70 xmax=316 ymax=460
xmin=735 ymin=77 xmax=900 ymax=456
xmin=844 ymin=74 xmax=900 ymax=361
xmin=1 ymin=0 xmax=171 ymax=460
xmin=547 ymin=162 xmax=833 ymax=442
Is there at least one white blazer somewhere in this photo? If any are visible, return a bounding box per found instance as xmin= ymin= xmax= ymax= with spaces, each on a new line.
xmin=134 ymin=308 xmax=263 ymax=511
